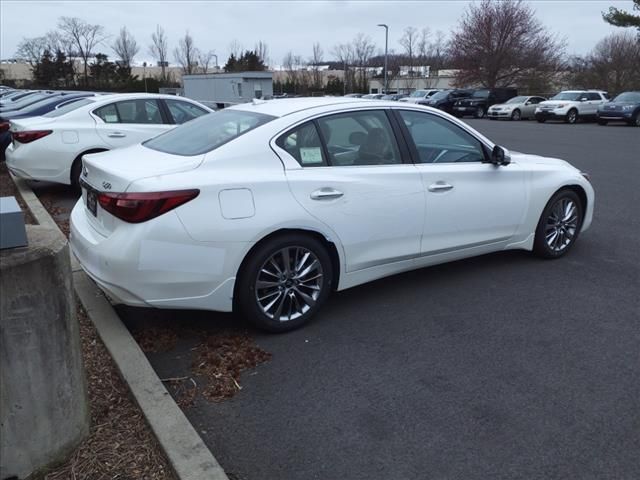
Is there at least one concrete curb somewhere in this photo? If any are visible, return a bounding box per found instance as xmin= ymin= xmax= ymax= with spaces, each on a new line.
xmin=12 ymin=177 xmax=229 ymax=480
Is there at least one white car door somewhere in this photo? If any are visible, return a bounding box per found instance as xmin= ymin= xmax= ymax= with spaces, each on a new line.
xmin=280 ymin=110 xmax=425 ymax=272
xmin=93 ymin=98 xmax=173 ymax=148
xmin=522 ymin=97 xmax=539 ymax=118
xmin=395 ymin=109 xmax=527 ymax=255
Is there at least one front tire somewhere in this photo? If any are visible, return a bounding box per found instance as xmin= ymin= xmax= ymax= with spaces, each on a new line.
xmin=511 ymin=109 xmax=521 ymax=121
xmin=533 ymin=190 xmax=583 ymax=259
xmin=597 ymin=119 xmax=608 ymax=126
xmin=565 ymin=109 xmax=578 ymax=124
xmin=630 ymin=112 xmax=640 ymax=127
xmin=537 ymin=118 xmax=546 ymax=123
xmin=236 ymin=234 xmax=333 ymax=332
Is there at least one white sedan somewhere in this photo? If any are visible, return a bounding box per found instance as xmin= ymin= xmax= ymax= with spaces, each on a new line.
xmin=6 ymin=93 xmax=213 ymax=188
xmin=70 ymin=98 xmax=594 ymax=332
xmin=487 ymin=95 xmax=547 ymax=120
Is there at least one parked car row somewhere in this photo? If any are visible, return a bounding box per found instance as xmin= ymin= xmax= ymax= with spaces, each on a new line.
xmin=3 ymin=89 xmax=214 ymax=186
xmin=345 ymin=87 xmax=640 ymax=126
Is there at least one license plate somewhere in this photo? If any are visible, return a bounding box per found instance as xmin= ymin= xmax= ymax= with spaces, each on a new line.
xmin=86 ymin=189 xmax=97 ymax=217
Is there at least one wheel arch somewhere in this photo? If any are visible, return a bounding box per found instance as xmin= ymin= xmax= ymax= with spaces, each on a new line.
xmin=71 ymin=147 xmax=109 ymax=183
xmin=234 ymin=227 xmax=343 ymax=299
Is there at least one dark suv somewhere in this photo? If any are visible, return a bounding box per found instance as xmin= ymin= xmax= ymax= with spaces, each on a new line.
xmin=452 ymin=88 xmax=518 ymax=118
xmin=597 ymin=91 xmax=640 ymax=127
xmin=419 ymin=89 xmax=474 ymax=114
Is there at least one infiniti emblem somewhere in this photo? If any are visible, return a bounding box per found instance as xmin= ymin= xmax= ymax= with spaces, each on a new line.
xmin=102 ymin=181 xmax=112 ymax=190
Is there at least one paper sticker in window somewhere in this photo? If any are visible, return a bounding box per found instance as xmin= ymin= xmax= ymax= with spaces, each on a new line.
xmin=104 ymin=114 xmax=119 ymax=123
xmin=300 ymin=147 xmax=323 ymax=165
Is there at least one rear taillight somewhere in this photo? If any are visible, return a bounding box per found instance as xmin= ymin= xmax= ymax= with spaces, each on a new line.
xmin=11 ymin=130 xmax=53 ymax=144
xmin=0 ymin=122 xmax=9 ymax=133
xmin=97 ymin=189 xmax=199 ymax=223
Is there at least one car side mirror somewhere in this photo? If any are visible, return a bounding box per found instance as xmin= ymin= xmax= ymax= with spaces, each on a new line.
xmin=491 ymin=145 xmax=511 ymax=166
xmin=525 ymin=101 xmax=532 ymax=105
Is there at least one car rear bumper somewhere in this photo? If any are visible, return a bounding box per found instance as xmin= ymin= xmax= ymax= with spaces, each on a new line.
xmin=69 ymin=201 xmax=245 ymax=312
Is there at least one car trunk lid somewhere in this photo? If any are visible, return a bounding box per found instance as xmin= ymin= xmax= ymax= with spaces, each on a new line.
xmin=80 ymin=143 xmax=204 ymax=236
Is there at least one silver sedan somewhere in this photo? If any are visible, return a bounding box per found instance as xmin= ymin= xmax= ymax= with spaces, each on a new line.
xmin=488 ymin=96 xmax=547 ymax=120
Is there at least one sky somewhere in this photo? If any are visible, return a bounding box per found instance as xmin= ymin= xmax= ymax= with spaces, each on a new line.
xmin=1 ymin=0 xmax=636 ymax=67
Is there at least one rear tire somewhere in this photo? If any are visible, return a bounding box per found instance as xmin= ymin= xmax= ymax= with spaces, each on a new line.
xmin=474 ymin=106 xmax=486 ymax=119
xmin=537 ymin=118 xmax=546 ymax=123
xmin=533 ymin=189 xmax=583 ymax=259
xmin=236 ymin=234 xmax=334 ymax=332
xmin=70 ymin=158 xmax=83 ymax=192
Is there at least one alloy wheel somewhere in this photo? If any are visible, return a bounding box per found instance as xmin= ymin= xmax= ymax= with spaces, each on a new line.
xmin=544 ymin=198 xmax=579 ymax=252
xmin=512 ymin=110 xmax=521 ymax=121
xmin=255 ymin=246 xmax=324 ymax=322
xmin=567 ymin=110 xmax=577 ymax=124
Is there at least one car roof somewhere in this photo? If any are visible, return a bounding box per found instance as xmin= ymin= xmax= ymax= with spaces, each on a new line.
xmin=230 ymin=97 xmax=401 ymax=117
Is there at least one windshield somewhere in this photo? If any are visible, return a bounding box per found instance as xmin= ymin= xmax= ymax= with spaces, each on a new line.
xmin=44 ymin=98 xmax=95 ymax=117
xmin=506 ymin=96 xmax=528 ymax=104
xmin=144 ymin=109 xmax=275 ymax=156
xmin=409 ymin=90 xmax=428 ymax=98
xmin=430 ymin=91 xmax=450 ymax=100
xmin=551 ymin=92 xmax=583 ymax=101
xmin=613 ymin=92 xmax=640 ymax=103
xmin=472 ymin=89 xmax=490 ymax=98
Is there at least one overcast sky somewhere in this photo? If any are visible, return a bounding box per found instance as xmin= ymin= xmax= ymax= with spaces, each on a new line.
xmin=1 ymin=0 xmax=636 ymax=67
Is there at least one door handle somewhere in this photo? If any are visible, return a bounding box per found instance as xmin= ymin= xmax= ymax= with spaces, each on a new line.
xmin=107 ymin=132 xmax=126 ymax=138
xmin=428 ymin=182 xmax=454 ymax=192
xmin=310 ymin=188 xmax=344 ymax=200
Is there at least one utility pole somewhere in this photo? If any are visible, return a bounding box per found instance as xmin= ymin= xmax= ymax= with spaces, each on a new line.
xmin=343 ymin=60 xmax=347 ymax=95
xmin=377 ymin=24 xmax=389 ymax=94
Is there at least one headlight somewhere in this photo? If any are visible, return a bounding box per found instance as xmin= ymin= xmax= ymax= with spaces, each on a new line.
xmin=621 ymin=105 xmax=633 ymax=111
xmin=554 ymin=104 xmax=566 ymax=109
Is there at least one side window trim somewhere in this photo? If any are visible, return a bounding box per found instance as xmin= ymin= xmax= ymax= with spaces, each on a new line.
xmin=313 ymin=119 xmax=333 ymax=167
xmin=158 ymin=99 xmax=175 ymax=124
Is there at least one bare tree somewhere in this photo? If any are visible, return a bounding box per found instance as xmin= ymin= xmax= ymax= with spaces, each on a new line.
xmin=332 ymin=42 xmax=355 ymax=93
xmin=16 ymin=37 xmax=48 ymax=67
xmin=149 ymin=25 xmax=169 ymax=80
xmin=449 ymin=0 xmax=566 ymax=89
xmin=417 ymin=27 xmax=431 ymax=62
xmin=310 ymin=42 xmax=324 ymax=89
xmin=399 ymin=26 xmax=419 ymax=89
xmin=197 ymin=50 xmax=215 ymax=73
xmin=58 ymin=16 xmax=108 ymax=85
xmin=255 ymin=40 xmax=269 ymax=68
xmin=112 ymin=26 xmax=139 ymax=68
xmin=569 ymin=31 xmax=640 ymax=92
xmin=174 ymin=31 xmax=200 ymax=75
xmin=282 ymin=51 xmax=300 ymax=92
xmin=352 ymin=33 xmax=375 ymax=92
xmin=228 ymin=40 xmax=244 ymax=59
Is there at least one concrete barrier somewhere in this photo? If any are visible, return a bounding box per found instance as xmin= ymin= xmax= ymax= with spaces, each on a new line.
xmin=0 ymin=225 xmax=89 ymax=479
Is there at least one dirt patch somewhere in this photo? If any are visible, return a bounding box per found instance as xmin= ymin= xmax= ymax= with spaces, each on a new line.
xmin=192 ymin=333 xmax=272 ymax=402
xmin=44 ymin=305 xmax=176 ymax=480
xmin=0 ymin=162 xmax=36 ymax=224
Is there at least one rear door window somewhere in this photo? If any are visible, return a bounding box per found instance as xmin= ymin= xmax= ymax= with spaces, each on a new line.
xmin=276 ymin=122 xmax=327 ymax=167
xmin=94 ymin=99 xmax=164 ymax=124
xmin=165 ymin=99 xmax=209 ymax=124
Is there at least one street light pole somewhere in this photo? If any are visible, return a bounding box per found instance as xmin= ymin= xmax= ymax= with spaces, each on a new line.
xmin=377 ymin=23 xmax=388 ymax=94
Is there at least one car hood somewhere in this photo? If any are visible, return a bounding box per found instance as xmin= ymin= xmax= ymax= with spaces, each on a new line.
xmin=510 ymin=151 xmax=574 ymax=169
xmin=599 ymin=102 xmax=638 ymax=109
xmin=489 ymin=103 xmax=517 ymax=109
xmin=538 ymin=100 xmax=577 ymax=107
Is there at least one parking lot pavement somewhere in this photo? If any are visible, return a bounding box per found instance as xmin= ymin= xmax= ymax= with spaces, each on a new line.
xmin=33 ymin=120 xmax=640 ymax=480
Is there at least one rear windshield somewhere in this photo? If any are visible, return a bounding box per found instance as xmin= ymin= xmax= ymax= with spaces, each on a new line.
xmin=144 ymin=109 xmax=276 ymax=156
xmin=44 ymin=98 xmax=95 ymax=117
